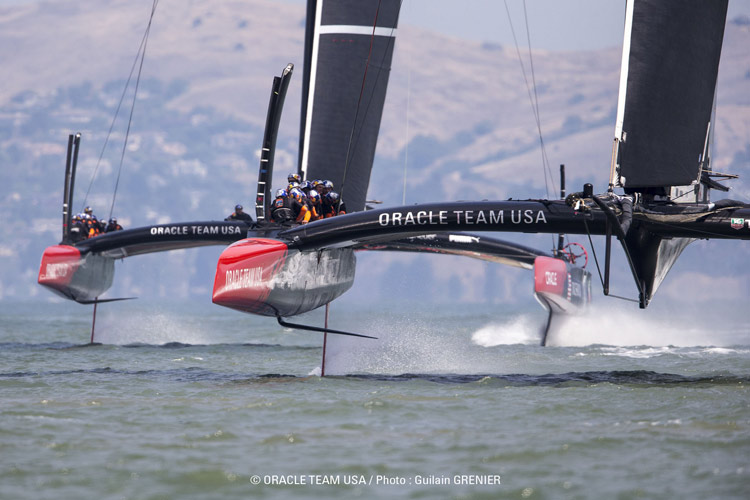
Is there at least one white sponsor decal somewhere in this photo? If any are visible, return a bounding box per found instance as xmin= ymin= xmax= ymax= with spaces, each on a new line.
xmin=43 ymin=263 xmax=71 ymax=279
xmin=150 ymin=225 xmax=243 ymax=236
xmin=378 ymin=209 xmax=547 ymax=227
xmin=378 ymin=210 xmax=449 ymax=226
xmin=448 ymin=235 xmax=479 ymax=244
xmin=545 ymin=271 xmax=558 ymax=286
xmin=225 ymin=267 xmax=264 ymax=291
xmin=151 ymin=226 xmax=189 ymax=236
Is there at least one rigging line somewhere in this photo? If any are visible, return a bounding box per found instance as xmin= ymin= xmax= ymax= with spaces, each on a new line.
xmin=582 ymin=217 xmax=605 ymax=289
xmin=583 ymin=217 xmax=639 ymax=304
xmin=521 ymin=0 xmax=557 ymax=252
xmin=669 ymin=188 xmax=700 ymax=202
xmin=503 ymin=0 xmax=555 ymax=205
xmin=81 ymin=13 xmax=154 ymax=211
xmin=402 ymin=54 xmax=411 ymax=206
xmin=522 ymin=1 xmax=557 ymax=198
xmin=340 ymin=0 xmax=384 ymax=203
xmin=345 ymin=22 xmax=400 ymax=195
xmin=606 ymin=294 xmax=640 ymax=304
xmin=340 ymin=0 xmax=402 ymax=204
xmin=108 ymin=0 xmax=159 ymax=221
xmin=402 ymin=70 xmax=411 ymax=205
xmin=399 ymin=0 xmax=411 ymax=206
xmin=506 ymin=1 xmax=555 ymax=251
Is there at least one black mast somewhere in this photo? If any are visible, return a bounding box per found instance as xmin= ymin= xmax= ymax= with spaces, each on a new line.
xmin=62 ymin=133 xmax=81 ymax=243
xmin=255 ymin=64 xmax=294 ymax=224
xmin=298 ymin=0 xmax=317 ymax=176
xmin=557 ymin=164 xmax=565 ymax=253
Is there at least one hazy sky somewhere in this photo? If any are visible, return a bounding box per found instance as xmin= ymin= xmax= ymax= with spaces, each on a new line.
xmin=281 ymin=0 xmax=750 ymax=51
xmin=2 ymin=0 xmax=749 ymax=50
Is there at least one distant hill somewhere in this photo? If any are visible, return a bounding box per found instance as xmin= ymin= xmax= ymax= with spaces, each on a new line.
xmin=1 ymin=0 xmax=748 ymax=307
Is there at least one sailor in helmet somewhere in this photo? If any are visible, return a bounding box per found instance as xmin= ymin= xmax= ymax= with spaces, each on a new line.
xmin=307 ymin=189 xmax=323 ymax=221
xmin=322 ymin=191 xmax=347 ymax=217
xmin=105 ymin=217 xmax=123 ymax=232
xmin=69 ymin=214 xmax=87 ymax=242
xmin=270 ymin=188 xmax=294 ymax=224
xmin=289 ymin=188 xmax=311 ymax=224
xmin=225 ymin=204 xmax=253 ymax=223
xmin=82 ymin=206 xmax=102 ymax=237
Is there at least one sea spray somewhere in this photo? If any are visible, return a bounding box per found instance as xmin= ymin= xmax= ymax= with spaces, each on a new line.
xmin=544 ymin=301 xmax=748 ymax=347
xmin=471 ymin=315 xmax=544 ymax=347
xmin=322 ymin=310 xmax=544 ymax=375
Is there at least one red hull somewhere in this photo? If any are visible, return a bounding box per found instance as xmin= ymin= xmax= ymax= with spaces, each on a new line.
xmin=38 ymin=244 xmax=114 ymax=301
xmin=212 ymin=238 xmax=290 ymax=315
xmin=38 ymin=245 xmax=81 ymax=293
xmin=212 ymin=238 xmax=357 ymax=317
xmin=533 ymin=256 xmax=591 ymax=314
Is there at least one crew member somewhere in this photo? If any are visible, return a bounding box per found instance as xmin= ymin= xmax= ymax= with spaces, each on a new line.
xmin=82 ymin=214 xmax=100 ymax=238
xmin=287 ymin=173 xmax=302 ymax=184
xmin=270 ymin=189 xmax=295 ymax=224
xmin=82 ymin=206 xmax=103 ymax=237
xmin=290 ymin=188 xmax=311 ymax=224
xmin=322 ymin=191 xmax=346 ymax=217
xmin=69 ymin=215 xmax=87 ymax=242
xmin=105 ymin=218 xmax=123 ymax=232
xmin=83 ymin=206 xmax=100 ymax=226
xmin=225 ymin=204 xmax=253 ymax=223
xmin=307 ymin=189 xmax=322 ymax=221
xmin=298 ymin=181 xmax=316 ymax=216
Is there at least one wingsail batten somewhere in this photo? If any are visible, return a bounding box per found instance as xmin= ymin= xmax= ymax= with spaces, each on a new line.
xmin=299 ymin=0 xmax=401 ymax=212
xmin=318 ymin=25 xmax=397 ymax=37
xmin=612 ymin=0 xmax=728 ymax=192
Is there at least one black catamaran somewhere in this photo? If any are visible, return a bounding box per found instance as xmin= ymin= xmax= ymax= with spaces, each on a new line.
xmin=39 ymin=0 xmax=748 ymax=348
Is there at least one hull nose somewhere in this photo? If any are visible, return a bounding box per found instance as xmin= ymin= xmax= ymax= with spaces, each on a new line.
xmin=38 ymin=244 xmax=115 ymax=301
xmin=533 ymin=256 xmax=591 ymax=313
xmin=212 ymin=238 xmax=289 ymax=316
xmin=38 ymin=245 xmax=82 ymax=298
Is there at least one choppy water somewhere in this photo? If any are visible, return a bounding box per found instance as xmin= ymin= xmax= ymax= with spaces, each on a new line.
xmin=1 ymin=300 xmax=748 ymax=499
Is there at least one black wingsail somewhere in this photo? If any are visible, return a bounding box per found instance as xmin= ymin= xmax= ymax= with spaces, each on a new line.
xmin=298 ymin=0 xmax=401 ymax=212
xmin=611 ymin=0 xmax=728 ymax=194
xmin=607 ymin=0 xmax=731 ymax=307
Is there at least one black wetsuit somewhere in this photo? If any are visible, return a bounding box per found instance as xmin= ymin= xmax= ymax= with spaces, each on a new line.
xmin=69 ymin=221 xmax=87 ymax=242
xmin=225 ymin=211 xmax=253 ymax=223
xmin=85 ymin=217 xmax=101 ymax=238
xmin=309 ymin=198 xmax=323 ymax=220
xmin=322 ymin=192 xmax=347 ymax=217
xmin=270 ymin=197 xmax=295 ymax=223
